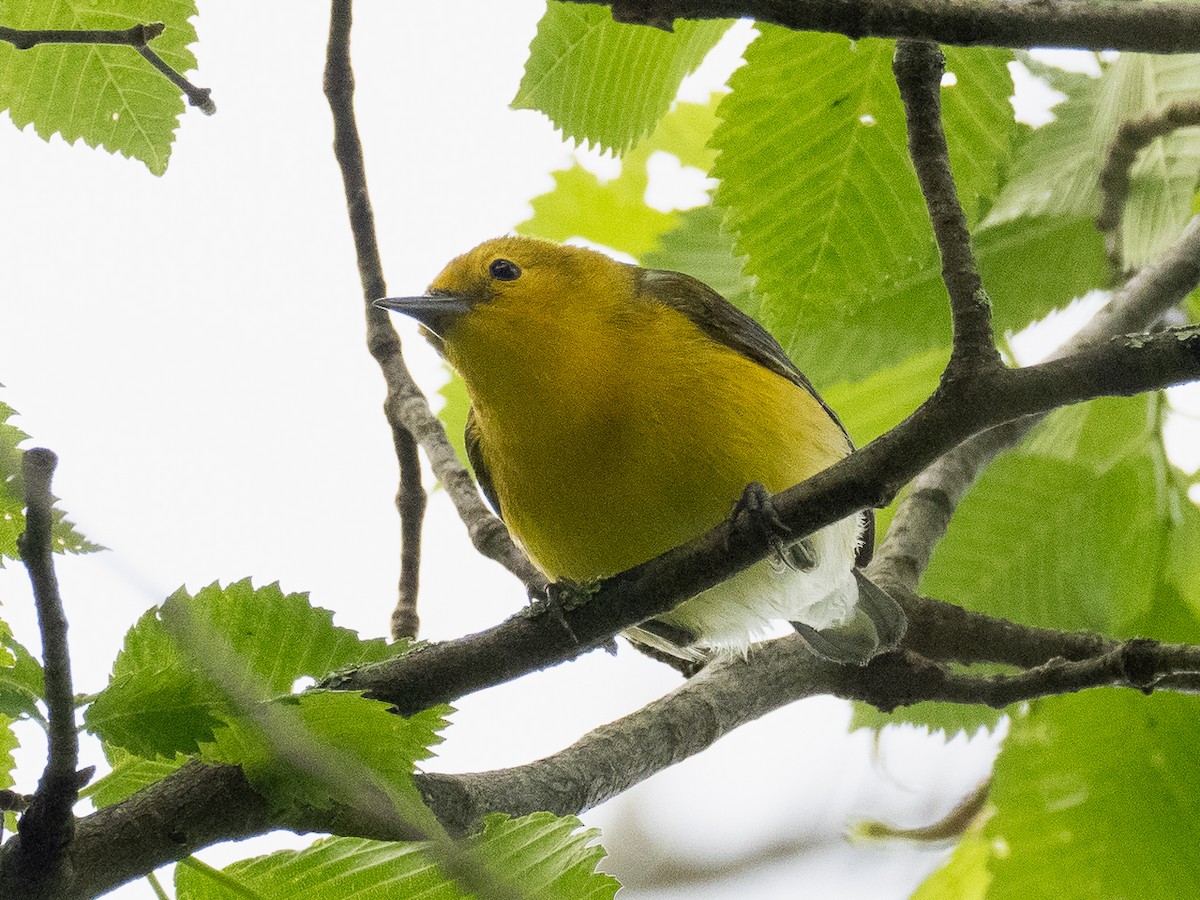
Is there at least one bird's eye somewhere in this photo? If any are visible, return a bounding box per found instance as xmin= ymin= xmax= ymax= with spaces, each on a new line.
xmin=488 ymin=259 xmax=521 ymax=281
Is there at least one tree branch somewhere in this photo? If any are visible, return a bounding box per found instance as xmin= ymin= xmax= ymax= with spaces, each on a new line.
xmin=894 ymin=40 xmax=1001 ymax=376
xmin=0 ymin=22 xmax=214 ymax=114
xmin=47 ymin=627 xmax=1200 ymax=898
xmin=329 ymin=322 xmax=1200 ymax=713
xmin=322 ymin=0 xmax=544 ymax=640
xmin=873 ymin=217 xmax=1200 ymax=594
xmin=575 ymin=0 xmax=1200 ymax=54
xmin=1097 ymin=100 xmax=1200 ymax=269
xmin=1 ymin=449 xmax=84 ymax=899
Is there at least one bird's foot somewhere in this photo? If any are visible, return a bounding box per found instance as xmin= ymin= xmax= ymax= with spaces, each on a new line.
xmin=732 ymin=482 xmax=817 ymax=572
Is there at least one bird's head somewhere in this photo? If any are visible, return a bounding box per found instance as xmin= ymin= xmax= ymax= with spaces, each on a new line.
xmin=374 ymin=237 xmax=638 ymax=369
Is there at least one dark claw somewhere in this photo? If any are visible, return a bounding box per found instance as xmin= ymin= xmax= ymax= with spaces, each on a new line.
xmin=732 ymin=482 xmax=815 ymax=571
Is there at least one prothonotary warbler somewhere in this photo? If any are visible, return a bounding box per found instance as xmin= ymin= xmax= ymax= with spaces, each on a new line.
xmin=376 ymin=236 xmax=905 ymax=664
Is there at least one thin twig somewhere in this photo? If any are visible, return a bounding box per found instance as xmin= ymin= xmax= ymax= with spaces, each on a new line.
xmin=0 ymin=22 xmax=215 ymax=114
xmin=578 ymin=0 xmax=1200 ymax=54
xmin=893 ymin=40 xmax=1001 ymax=377
xmin=136 ymin=46 xmax=215 ymax=115
xmin=873 ymin=217 xmax=1200 ymax=593
xmin=1096 ymin=100 xmax=1200 ymax=269
xmin=5 ymin=449 xmax=79 ymax=898
xmin=0 ymin=22 xmax=164 ymax=48
xmin=322 ymin=0 xmax=544 ymax=640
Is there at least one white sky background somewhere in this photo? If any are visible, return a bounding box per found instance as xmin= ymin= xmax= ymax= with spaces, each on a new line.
xmin=6 ymin=3 xmax=1193 ymax=898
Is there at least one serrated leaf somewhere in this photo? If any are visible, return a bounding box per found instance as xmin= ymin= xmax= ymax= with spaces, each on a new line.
xmin=987 ymin=54 xmax=1200 ymax=269
xmin=202 ymin=690 xmax=446 ymax=814
xmin=514 ymin=2 xmax=728 ymax=155
xmin=84 ymin=745 xmax=188 ymax=807
xmin=175 ymin=814 xmax=618 ymax=900
xmin=0 ymin=714 xmax=17 ymax=791
xmin=0 ymin=400 xmax=102 ymax=564
xmin=86 ymin=580 xmax=408 ymax=758
xmin=518 ymin=97 xmax=721 ymax=257
xmin=0 ymin=619 xmax=44 ymax=721
xmin=713 ymin=32 xmax=1014 ymax=332
xmin=0 ymin=0 xmax=200 ymax=175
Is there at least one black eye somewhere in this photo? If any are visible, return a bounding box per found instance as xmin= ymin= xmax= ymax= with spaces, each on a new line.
xmin=488 ymin=258 xmax=521 ymax=281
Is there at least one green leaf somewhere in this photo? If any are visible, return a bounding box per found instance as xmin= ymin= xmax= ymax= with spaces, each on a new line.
xmin=640 ymin=203 xmax=755 ymax=307
xmin=923 ymin=444 xmax=1161 ymax=636
xmin=713 ymin=32 xmax=1014 ymax=330
xmin=0 ymin=0 xmax=200 ymax=175
xmin=85 ymin=580 xmax=408 ymax=758
xmin=0 ymin=714 xmax=18 ymax=791
xmin=985 ymin=690 xmax=1200 ymax=899
xmin=437 ymin=366 xmax=473 ymax=476
xmin=176 ymin=814 xmax=618 ymax=900
xmin=911 ymin=827 xmax=992 ymax=900
xmin=709 ymin=32 xmax=1038 ymax=386
xmin=0 ymin=619 xmax=44 ymax=722
xmin=518 ymin=96 xmax=721 ymax=257
xmin=84 ymin=745 xmax=189 ymax=808
xmin=514 ymin=2 xmax=729 ymax=155
xmin=0 ymin=399 xmax=102 ymax=565
xmin=987 ymin=54 xmax=1200 ymax=269
xmin=202 ymin=690 xmax=447 ymax=813
xmin=823 ymin=347 xmax=949 ymax=447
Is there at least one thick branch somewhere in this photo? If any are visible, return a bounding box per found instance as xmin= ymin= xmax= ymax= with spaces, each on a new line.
xmin=0 ymin=22 xmax=214 ymax=113
xmin=322 ymin=0 xmax=543 ymax=632
xmin=577 ymin=0 xmax=1200 ymax=54
xmin=51 ymin=629 xmax=1200 ymax=897
xmin=894 ymin=40 xmax=1000 ymax=375
xmin=2 ymin=450 xmax=80 ymax=899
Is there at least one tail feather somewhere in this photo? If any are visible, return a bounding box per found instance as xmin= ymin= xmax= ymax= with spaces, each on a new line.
xmin=791 ymin=569 xmax=906 ymax=665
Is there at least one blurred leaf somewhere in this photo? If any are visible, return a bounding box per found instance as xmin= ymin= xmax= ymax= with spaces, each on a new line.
xmin=641 ymin=203 xmax=755 ymax=306
xmin=778 ymin=213 xmax=1108 ymax=388
xmin=0 ymin=0 xmax=199 ymax=175
xmin=986 ymin=689 xmax=1200 ymax=899
xmin=176 ymin=814 xmax=618 ymax=900
xmin=518 ymin=97 xmax=721 ymax=257
xmin=86 ymin=580 xmax=408 ymax=758
xmin=84 ymin=745 xmax=188 ymax=807
xmin=986 ymin=54 xmax=1200 ymax=269
xmin=0 ymin=399 xmax=102 ymax=565
xmin=823 ymin=347 xmax=949 ymax=447
xmin=911 ymin=827 xmax=992 ymax=900
xmin=436 ymin=366 xmax=473 ymax=476
xmin=201 ymin=690 xmax=446 ymax=813
xmin=514 ymin=2 xmax=728 ymax=155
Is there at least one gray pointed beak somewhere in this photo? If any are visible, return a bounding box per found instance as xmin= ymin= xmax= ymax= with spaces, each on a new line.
xmin=373 ymin=292 xmax=472 ymax=336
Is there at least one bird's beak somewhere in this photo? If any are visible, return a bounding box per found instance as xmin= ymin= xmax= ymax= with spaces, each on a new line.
xmin=373 ymin=291 xmax=472 ymax=337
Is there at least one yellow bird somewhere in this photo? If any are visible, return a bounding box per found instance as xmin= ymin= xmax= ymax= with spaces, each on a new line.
xmin=376 ymin=236 xmax=903 ymax=664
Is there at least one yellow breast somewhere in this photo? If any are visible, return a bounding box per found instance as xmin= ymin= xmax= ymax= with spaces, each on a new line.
xmin=454 ymin=295 xmax=851 ymax=582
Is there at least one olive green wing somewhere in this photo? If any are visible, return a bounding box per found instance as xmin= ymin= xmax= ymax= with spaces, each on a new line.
xmin=636 ymin=267 xmax=875 ymax=567
xmin=465 ymin=406 xmax=503 ymax=520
